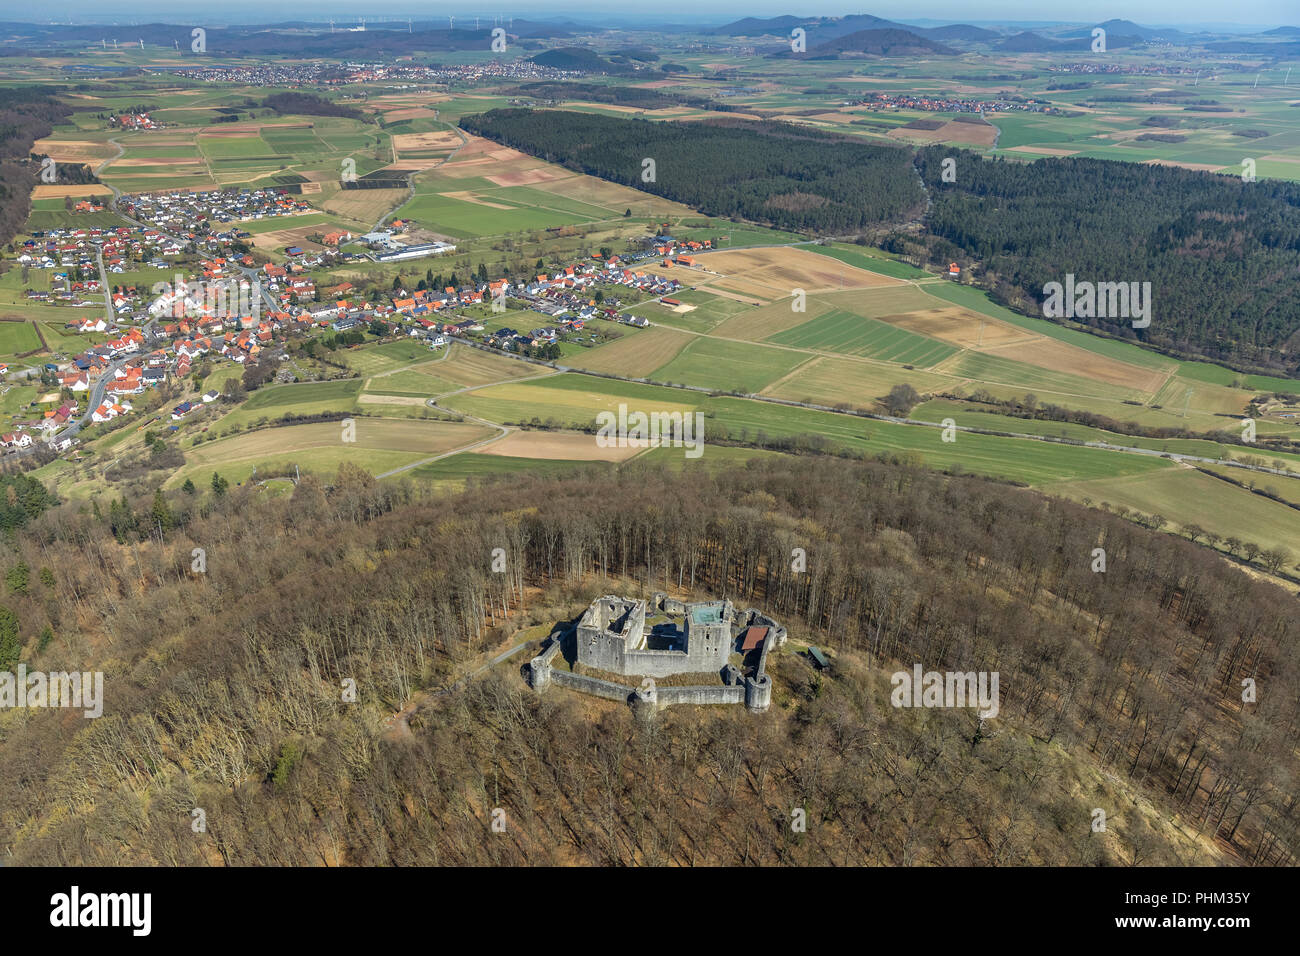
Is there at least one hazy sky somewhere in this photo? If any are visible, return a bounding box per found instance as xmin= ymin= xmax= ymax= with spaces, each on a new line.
xmin=17 ymin=2 xmax=1298 ymax=29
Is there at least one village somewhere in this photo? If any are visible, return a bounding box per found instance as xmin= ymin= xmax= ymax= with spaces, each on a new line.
xmin=1 ymin=210 xmax=718 ymax=456
xmin=167 ymin=58 xmax=589 ymax=89
xmin=121 ymin=188 xmax=317 ymax=237
xmin=857 ymin=91 xmax=1058 ymax=114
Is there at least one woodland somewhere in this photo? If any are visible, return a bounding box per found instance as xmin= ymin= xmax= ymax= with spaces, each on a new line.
xmin=0 ymin=456 xmax=1293 ymax=866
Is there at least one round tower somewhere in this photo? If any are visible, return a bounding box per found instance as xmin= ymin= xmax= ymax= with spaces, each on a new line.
xmin=529 ymin=656 xmax=551 ymax=692
xmin=633 ymin=677 xmax=658 ymax=718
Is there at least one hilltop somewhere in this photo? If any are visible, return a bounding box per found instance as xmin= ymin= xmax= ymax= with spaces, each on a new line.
xmin=806 ymin=28 xmax=957 ymax=57
xmin=2 ymin=456 xmax=1295 ymax=865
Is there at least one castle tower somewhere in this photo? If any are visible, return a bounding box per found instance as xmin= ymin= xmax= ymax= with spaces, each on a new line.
xmin=745 ymin=674 xmax=771 ymax=713
xmin=633 ymin=677 xmax=658 ymax=718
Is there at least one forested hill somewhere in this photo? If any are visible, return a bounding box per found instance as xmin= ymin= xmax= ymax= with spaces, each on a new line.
xmin=262 ymin=92 xmax=365 ymax=121
xmin=3 ymin=457 xmax=1295 ymax=865
xmin=0 ymin=86 xmax=75 ymax=255
xmin=912 ymin=146 xmax=1300 ymax=375
xmin=459 ymin=109 xmax=924 ymax=233
xmin=806 ymin=28 xmax=957 ymax=57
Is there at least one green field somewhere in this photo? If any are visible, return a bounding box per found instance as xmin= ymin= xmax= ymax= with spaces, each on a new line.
xmin=0 ymin=321 xmax=41 ymax=355
xmin=405 ymin=452 xmax=610 ymax=484
xmin=1047 ymin=467 xmax=1300 ymax=560
xmin=345 ymin=340 xmax=439 ymax=377
xmin=206 ymin=378 xmax=363 ymax=433
xmin=805 ymin=243 xmax=933 ymax=280
xmin=769 ymin=309 xmax=958 ymax=367
xmin=651 ymin=337 xmax=810 ymax=393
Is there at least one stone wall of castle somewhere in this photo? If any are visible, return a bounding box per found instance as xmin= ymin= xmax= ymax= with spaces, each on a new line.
xmin=550 ymin=670 xmax=633 ymax=703
xmin=658 ymin=684 xmax=746 ymax=708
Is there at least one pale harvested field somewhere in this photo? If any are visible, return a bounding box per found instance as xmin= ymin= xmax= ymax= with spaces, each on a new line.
xmin=817 ymin=286 xmax=934 ymax=316
xmin=438 ymin=345 xmax=547 ymax=387
xmin=298 ymin=182 xmax=322 ymax=195
xmin=880 ymin=306 xmax=1037 ymax=349
xmin=383 ymin=156 xmax=446 ymax=170
xmin=112 ymin=157 xmax=202 ymax=167
xmin=566 ymin=326 xmax=692 ymax=376
xmin=250 ymin=225 xmax=333 ymax=251
xmin=982 ymin=338 xmax=1168 ymax=393
xmin=31 ymin=183 xmax=113 ymax=199
xmin=31 ymin=138 xmax=118 ymax=163
xmin=383 ymin=107 xmax=442 ymax=121
xmin=117 ymin=137 xmax=195 ymax=146
xmin=530 ymin=176 xmax=694 ymax=215
xmin=565 ymin=102 xmax=654 ymax=114
xmin=358 ymin=393 xmax=430 ymax=406
xmin=321 ymin=188 xmax=407 ymax=222
xmin=371 ymin=94 xmax=450 ymax=107
xmin=694 ymin=284 xmax=771 ymax=306
xmin=431 ymin=133 xmax=691 ymax=215
xmin=694 ymin=247 xmax=904 ymax=293
xmin=701 ymin=277 xmax=774 ymax=304
xmin=202 ymin=122 xmax=310 ymax=135
xmin=187 ymin=418 xmax=492 ymax=462
xmin=1143 ymin=159 xmax=1226 ymax=173
xmin=109 ymin=172 xmax=216 ymax=181
xmin=674 ymin=111 xmax=762 ymax=121
xmin=486 ymin=166 xmax=569 ymax=186
xmin=432 ymin=148 xmax=527 ymax=179
xmin=889 ymin=121 xmax=997 ymax=146
xmin=1004 ymin=146 xmax=1079 ymax=156
xmin=121 ymin=180 xmax=214 ymax=191
xmin=479 ymin=430 xmax=643 ymax=461
xmin=393 ymin=130 xmax=462 ymax=152
xmin=712 ymin=298 xmax=834 ymax=341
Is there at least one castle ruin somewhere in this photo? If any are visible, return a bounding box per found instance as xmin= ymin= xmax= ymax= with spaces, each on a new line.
xmin=529 ymin=592 xmax=786 ymax=714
